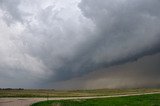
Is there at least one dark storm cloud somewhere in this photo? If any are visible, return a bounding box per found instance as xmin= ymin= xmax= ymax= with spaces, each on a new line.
xmin=47 ymin=53 xmax=160 ymax=89
xmin=0 ymin=0 xmax=160 ymax=88
xmin=50 ymin=0 xmax=160 ymax=81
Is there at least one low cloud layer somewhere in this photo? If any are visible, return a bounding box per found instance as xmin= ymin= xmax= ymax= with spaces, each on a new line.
xmin=46 ymin=53 xmax=160 ymax=89
xmin=0 ymin=0 xmax=160 ymax=88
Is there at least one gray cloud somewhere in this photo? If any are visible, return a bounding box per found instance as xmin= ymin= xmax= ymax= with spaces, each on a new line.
xmin=48 ymin=53 xmax=160 ymax=89
xmin=52 ymin=0 xmax=160 ymax=81
xmin=0 ymin=0 xmax=160 ymax=88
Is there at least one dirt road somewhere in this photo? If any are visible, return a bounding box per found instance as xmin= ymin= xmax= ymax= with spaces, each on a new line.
xmin=0 ymin=92 xmax=160 ymax=106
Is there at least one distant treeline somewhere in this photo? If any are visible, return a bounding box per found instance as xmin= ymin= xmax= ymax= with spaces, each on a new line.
xmin=0 ymin=88 xmax=55 ymax=91
xmin=0 ymin=88 xmax=24 ymax=90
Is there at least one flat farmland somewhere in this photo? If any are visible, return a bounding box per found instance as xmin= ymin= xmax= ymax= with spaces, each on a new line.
xmin=0 ymin=88 xmax=160 ymax=98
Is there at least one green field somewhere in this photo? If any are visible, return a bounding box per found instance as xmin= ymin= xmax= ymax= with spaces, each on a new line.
xmin=0 ymin=88 xmax=160 ymax=98
xmin=31 ymin=94 xmax=160 ymax=106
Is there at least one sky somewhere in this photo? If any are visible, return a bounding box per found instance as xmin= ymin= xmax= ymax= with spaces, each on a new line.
xmin=0 ymin=0 xmax=160 ymax=89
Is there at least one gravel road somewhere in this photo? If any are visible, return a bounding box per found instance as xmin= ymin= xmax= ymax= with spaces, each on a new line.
xmin=0 ymin=92 xmax=160 ymax=106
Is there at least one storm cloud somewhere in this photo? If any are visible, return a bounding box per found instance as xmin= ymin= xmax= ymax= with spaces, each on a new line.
xmin=46 ymin=53 xmax=160 ymax=89
xmin=0 ymin=0 xmax=160 ymax=88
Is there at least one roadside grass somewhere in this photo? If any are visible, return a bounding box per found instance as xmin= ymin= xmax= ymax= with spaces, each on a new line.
xmin=0 ymin=88 xmax=160 ymax=98
xmin=31 ymin=94 xmax=160 ymax=106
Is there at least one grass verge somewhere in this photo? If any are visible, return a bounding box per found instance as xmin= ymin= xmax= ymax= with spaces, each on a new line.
xmin=31 ymin=94 xmax=160 ymax=106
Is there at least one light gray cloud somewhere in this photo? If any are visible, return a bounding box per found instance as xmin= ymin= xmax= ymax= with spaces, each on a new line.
xmin=0 ymin=0 xmax=94 ymax=88
xmin=0 ymin=0 xmax=160 ymax=88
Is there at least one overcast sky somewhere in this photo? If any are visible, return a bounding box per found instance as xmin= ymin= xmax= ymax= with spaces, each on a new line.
xmin=0 ymin=0 xmax=160 ymax=89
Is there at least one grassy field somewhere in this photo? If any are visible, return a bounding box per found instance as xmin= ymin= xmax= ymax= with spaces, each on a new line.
xmin=0 ymin=88 xmax=160 ymax=98
xmin=31 ymin=93 xmax=160 ymax=106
